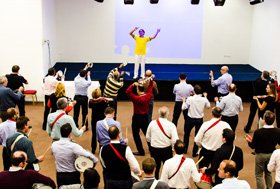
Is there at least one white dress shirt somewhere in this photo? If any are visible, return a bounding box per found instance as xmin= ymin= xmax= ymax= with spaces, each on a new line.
xmin=216 ymin=93 xmax=243 ymax=116
xmin=195 ymin=118 xmax=231 ymax=151
xmin=0 ymin=119 xmax=16 ymax=147
xmin=213 ymin=178 xmax=250 ymax=189
xmin=182 ymin=94 xmax=210 ymax=118
xmin=268 ymin=149 xmax=280 ymax=183
xmin=99 ymin=141 xmax=141 ymax=176
xmin=51 ymin=138 xmax=98 ymax=173
xmin=160 ymin=154 xmax=200 ymax=188
xmin=146 ymin=118 xmax=179 ymax=148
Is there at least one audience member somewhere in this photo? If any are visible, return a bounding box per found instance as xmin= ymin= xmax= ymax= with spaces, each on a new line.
xmin=133 ymin=157 xmax=169 ymax=189
xmin=212 ymin=160 xmax=250 ymax=189
xmin=60 ymin=168 xmax=100 ymax=189
xmin=160 ymin=140 xmax=200 ymax=189
xmin=6 ymin=65 xmax=28 ymax=116
xmin=100 ymin=126 xmax=141 ymax=189
xmin=182 ymin=84 xmax=210 ymax=156
xmin=247 ymin=110 xmax=280 ymax=189
xmin=51 ymin=123 xmax=98 ymax=188
xmin=268 ymin=148 xmax=280 ymax=189
xmin=89 ymin=88 xmax=110 ymax=153
xmin=0 ymin=108 xmax=18 ymax=170
xmin=195 ymin=107 xmax=231 ymax=168
xmin=215 ymin=83 xmax=243 ymax=131
xmin=141 ymin=70 xmax=159 ymax=123
xmin=43 ymin=67 xmax=64 ymax=130
xmin=244 ymin=70 xmax=269 ymax=133
xmin=146 ymin=106 xmax=178 ymax=179
xmin=274 ymin=77 xmax=280 ymax=128
xmin=0 ymin=76 xmax=23 ymax=122
xmin=47 ymin=98 xmax=85 ymax=140
xmin=0 ymin=151 xmax=56 ymax=189
xmin=6 ymin=116 xmax=44 ymax=170
xmin=96 ymin=107 xmax=126 ymax=148
xmin=48 ymin=82 xmax=76 ymax=113
xmin=126 ymin=78 xmax=154 ymax=156
xmin=209 ymin=66 xmax=233 ymax=97
xmin=103 ymin=63 xmax=125 ymax=120
xmin=201 ymin=128 xmax=243 ymax=186
xmin=172 ymin=73 xmax=194 ymax=127
xmin=253 ymin=83 xmax=277 ymax=128
xmin=74 ymin=65 xmax=91 ymax=130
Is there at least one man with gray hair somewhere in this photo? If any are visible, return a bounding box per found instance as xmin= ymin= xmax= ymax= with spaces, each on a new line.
xmin=0 ymin=108 xmax=18 ymax=170
xmin=0 ymin=151 xmax=56 ymax=188
xmin=47 ymin=97 xmax=86 ymax=140
xmin=146 ymin=106 xmax=179 ymax=179
xmin=209 ymin=66 xmax=233 ymax=97
xmin=0 ymin=76 xmax=23 ymax=122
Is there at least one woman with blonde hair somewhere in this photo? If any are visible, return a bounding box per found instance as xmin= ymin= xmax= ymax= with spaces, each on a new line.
xmin=48 ymin=82 xmax=76 ymax=113
xmin=254 ymin=83 xmax=278 ymax=128
xmin=89 ymin=88 xmax=112 ymax=153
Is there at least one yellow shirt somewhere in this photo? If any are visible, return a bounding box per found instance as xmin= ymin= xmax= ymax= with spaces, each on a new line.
xmin=134 ymin=36 xmax=151 ymax=55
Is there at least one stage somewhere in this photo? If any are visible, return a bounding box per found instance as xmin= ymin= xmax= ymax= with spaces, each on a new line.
xmin=53 ymin=62 xmax=262 ymax=102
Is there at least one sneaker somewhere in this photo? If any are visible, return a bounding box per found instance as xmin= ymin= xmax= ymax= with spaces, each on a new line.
xmin=133 ymin=76 xmax=138 ymax=79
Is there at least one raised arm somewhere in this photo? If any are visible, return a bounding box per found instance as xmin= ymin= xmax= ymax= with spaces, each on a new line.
xmin=209 ymin=70 xmax=214 ymax=84
xmin=129 ymin=27 xmax=138 ymax=38
xmin=150 ymin=28 xmax=160 ymax=40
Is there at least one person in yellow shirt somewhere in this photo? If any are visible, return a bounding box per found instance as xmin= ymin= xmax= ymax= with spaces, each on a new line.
xmin=129 ymin=27 xmax=160 ymax=79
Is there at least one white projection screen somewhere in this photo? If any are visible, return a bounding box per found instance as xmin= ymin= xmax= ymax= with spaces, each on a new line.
xmin=114 ymin=0 xmax=204 ymax=59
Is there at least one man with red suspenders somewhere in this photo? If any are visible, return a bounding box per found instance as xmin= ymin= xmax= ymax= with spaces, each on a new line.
xmin=100 ymin=126 xmax=141 ymax=189
xmin=160 ymin=140 xmax=200 ymax=189
xmin=194 ymin=107 xmax=231 ymax=169
xmin=47 ymin=98 xmax=86 ymax=141
xmin=146 ymin=106 xmax=178 ymax=179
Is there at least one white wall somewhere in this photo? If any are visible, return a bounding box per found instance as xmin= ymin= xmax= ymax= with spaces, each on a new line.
xmin=55 ymin=0 xmax=253 ymax=65
xmin=250 ymin=1 xmax=280 ymax=74
xmin=42 ymin=0 xmax=56 ymax=74
xmin=0 ymin=0 xmax=45 ymax=101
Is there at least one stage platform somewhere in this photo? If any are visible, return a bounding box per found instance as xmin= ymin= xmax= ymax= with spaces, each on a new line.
xmin=53 ymin=62 xmax=262 ymax=102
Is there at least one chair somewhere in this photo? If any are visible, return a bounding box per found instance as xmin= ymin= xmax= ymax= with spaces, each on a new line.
xmin=23 ymin=90 xmax=37 ymax=105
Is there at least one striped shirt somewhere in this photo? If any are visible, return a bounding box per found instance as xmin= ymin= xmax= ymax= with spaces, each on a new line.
xmin=103 ymin=67 xmax=123 ymax=99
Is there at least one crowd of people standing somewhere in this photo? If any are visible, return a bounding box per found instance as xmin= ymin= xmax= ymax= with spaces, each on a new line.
xmin=1 ymin=63 xmax=280 ymax=189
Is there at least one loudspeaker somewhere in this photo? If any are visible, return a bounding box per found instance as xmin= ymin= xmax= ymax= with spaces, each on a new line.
xmin=249 ymin=0 xmax=264 ymax=5
xmin=213 ymin=0 xmax=226 ymax=6
xmin=150 ymin=0 xmax=159 ymax=4
xmin=124 ymin=0 xmax=134 ymax=5
xmin=191 ymin=0 xmax=200 ymax=4
xmin=95 ymin=0 xmax=104 ymax=2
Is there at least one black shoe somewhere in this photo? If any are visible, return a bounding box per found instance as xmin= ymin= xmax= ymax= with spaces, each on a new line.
xmin=133 ymin=152 xmax=145 ymax=156
xmin=244 ymin=126 xmax=249 ymax=133
xmin=192 ymin=153 xmax=198 ymax=157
